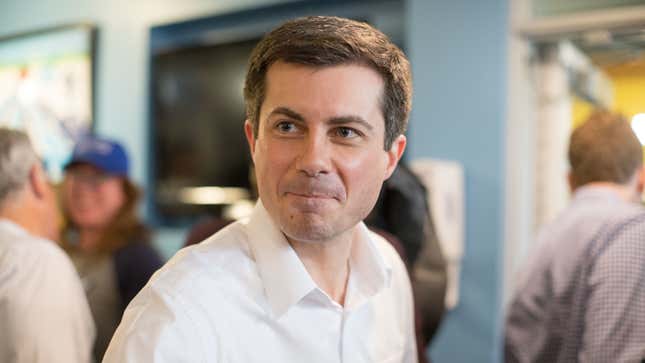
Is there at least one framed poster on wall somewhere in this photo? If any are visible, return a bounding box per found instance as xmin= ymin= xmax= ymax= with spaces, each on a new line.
xmin=0 ymin=24 xmax=96 ymax=181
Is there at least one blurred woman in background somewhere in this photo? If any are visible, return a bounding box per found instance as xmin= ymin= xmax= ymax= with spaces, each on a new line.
xmin=60 ymin=135 xmax=163 ymax=361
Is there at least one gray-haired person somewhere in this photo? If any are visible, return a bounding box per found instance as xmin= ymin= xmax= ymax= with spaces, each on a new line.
xmin=0 ymin=128 xmax=95 ymax=363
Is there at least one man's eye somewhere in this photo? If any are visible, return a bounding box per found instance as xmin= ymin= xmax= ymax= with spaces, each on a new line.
xmin=336 ymin=127 xmax=358 ymax=138
xmin=276 ymin=122 xmax=297 ymax=133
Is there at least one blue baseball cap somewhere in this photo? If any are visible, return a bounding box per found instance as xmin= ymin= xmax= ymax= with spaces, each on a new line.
xmin=65 ymin=135 xmax=129 ymax=177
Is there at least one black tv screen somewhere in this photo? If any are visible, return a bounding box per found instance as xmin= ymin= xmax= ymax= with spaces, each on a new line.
xmin=152 ymin=38 xmax=259 ymax=222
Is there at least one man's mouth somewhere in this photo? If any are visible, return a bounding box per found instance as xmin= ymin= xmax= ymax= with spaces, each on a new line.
xmin=288 ymin=191 xmax=334 ymax=199
xmin=281 ymin=177 xmax=346 ymax=202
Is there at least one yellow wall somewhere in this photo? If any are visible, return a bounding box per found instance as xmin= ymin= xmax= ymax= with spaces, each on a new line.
xmin=610 ymin=61 xmax=645 ymax=160
xmin=572 ymin=95 xmax=594 ymax=128
xmin=572 ymin=60 xmax=645 ymax=127
xmin=605 ymin=61 xmax=645 ymax=120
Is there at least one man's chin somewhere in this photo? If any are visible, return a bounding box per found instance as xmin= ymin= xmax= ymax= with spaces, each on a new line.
xmin=280 ymin=218 xmax=335 ymax=245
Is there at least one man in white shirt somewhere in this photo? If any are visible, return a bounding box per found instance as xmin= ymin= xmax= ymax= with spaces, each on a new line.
xmin=0 ymin=128 xmax=95 ymax=363
xmin=104 ymin=16 xmax=416 ymax=363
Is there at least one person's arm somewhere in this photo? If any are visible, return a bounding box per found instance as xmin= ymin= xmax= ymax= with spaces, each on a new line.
xmin=412 ymin=218 xmax=447 ymax=344
xmin=103 ymin=285 xmax=207 ymax=363
xmin=580 ymin=222 xmax=645 ymax=362
xmin=114 ymin=242 xmax=164 ymax=311
xmin=16 ymin=244 xmax=95 ymax=363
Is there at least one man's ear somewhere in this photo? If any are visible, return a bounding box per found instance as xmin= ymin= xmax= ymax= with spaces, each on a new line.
xmin=384 ymin=134 xmax=406 ymax=180
xmin=636 ymin=166 xmax=645 ymax=196
xmin=244 ymin=120 xmax=256 ymax=156
xmin=567 ymin=172 xmax=575 ymax=193
xmin=28 ymin=163 xmax=48 ymax=200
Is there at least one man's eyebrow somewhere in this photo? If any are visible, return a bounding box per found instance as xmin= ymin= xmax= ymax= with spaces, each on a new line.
xmin=266 ymin=107 xmax=305 ymax=122
xmin=266 ymin=107 xmax=374 ymax=131
xmin=328 ymin=116 xmax=374 ymax=131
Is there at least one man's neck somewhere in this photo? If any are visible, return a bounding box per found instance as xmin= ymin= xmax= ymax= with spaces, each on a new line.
xmin=0 ymin=201 xmax=45 ymax=240
xmin=577 ymin=182 xmax=638 ymax=203
xmin=287 ymin=228 xmax=356 ymax=306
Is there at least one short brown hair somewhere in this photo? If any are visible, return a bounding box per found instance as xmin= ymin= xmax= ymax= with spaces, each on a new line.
xmin=244 ymin=16 xmax=412 ymax=150
xmin=568 ymin=110 xmax=642 ymax=189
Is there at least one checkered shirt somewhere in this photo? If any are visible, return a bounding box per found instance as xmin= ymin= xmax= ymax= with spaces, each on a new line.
xmin=505 ymin=186 xmax=645 ymax=363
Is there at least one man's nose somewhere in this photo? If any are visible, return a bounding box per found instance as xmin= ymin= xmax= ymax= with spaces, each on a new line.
xmin=295 ymin=132 xmax=332 ymax=177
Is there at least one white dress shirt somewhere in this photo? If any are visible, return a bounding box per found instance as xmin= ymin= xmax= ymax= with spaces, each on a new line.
xmin=0 ymin=219 xmax=95 ymax=363
xmin=104 ymin=202 xmax=417 ymax=363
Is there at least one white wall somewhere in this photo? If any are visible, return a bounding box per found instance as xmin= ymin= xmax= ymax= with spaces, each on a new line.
xmin=504 ymin=0 xmax=536 ymax=304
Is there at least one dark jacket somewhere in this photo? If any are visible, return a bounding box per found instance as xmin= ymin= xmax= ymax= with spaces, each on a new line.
xmin=365 ymin=163 xmax=448 ymax=361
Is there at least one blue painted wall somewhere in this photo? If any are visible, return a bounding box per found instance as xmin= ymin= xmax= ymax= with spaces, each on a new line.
xmin=407 ymin=0 xmax=508 ymax=362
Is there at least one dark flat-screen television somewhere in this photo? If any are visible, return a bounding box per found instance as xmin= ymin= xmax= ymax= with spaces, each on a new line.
xmin=152 ymin=38 xmax=258 ymax=223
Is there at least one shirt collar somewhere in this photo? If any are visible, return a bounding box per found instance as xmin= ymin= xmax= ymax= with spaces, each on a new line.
xmin=572 ymin=184 xmax=627 ymax=204
xmin=245 ymin=201 xmax=317 ymax=317
xmin=344 ymin=223 xmax=392 ymax=310
xmin=0 ymin=218 xmax=30 ymax=238
xmin=245 ymin=201 xmax=392 ymax=316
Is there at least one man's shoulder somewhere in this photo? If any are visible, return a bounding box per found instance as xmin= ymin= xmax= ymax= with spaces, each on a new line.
xmin=145 ymin=221 xmax=258 ymax=301
xmin=367 ymin=229 xmax=410 ymax=283
xmin=536 ymin=199 xmax=643 ymax=249
xmin=113 ymin=221 xmax=264 ymax=347
xmin=0 ymin=228 xmax=88 ymax=319
xmin=368 ymin=230 xmax=403 ymax=260
xmin=587 ymin=209 xmax=645 ymax=257
xmin=0 ymin=230 xmax=76 ymax=280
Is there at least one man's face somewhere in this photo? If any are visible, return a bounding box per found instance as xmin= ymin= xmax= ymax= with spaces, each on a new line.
xmin=245 ymin=61 xmax=405 ymax=244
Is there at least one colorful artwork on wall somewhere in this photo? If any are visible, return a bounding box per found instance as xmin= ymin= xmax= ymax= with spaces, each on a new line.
xmin=0 ymin=24 xmax=95 ymax=180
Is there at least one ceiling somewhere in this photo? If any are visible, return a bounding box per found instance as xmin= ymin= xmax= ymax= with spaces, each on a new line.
xmin=572 ymin=27 xmax=645 ymax=68
xmin=519 ymin=4 xmax=645 ymax=70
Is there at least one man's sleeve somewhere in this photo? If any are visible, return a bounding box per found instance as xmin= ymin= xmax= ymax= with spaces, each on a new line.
xmin=581 ymin=221 xmax=645 ymax=362
xmin=102 ymin=286 xmax=207 ymax=362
